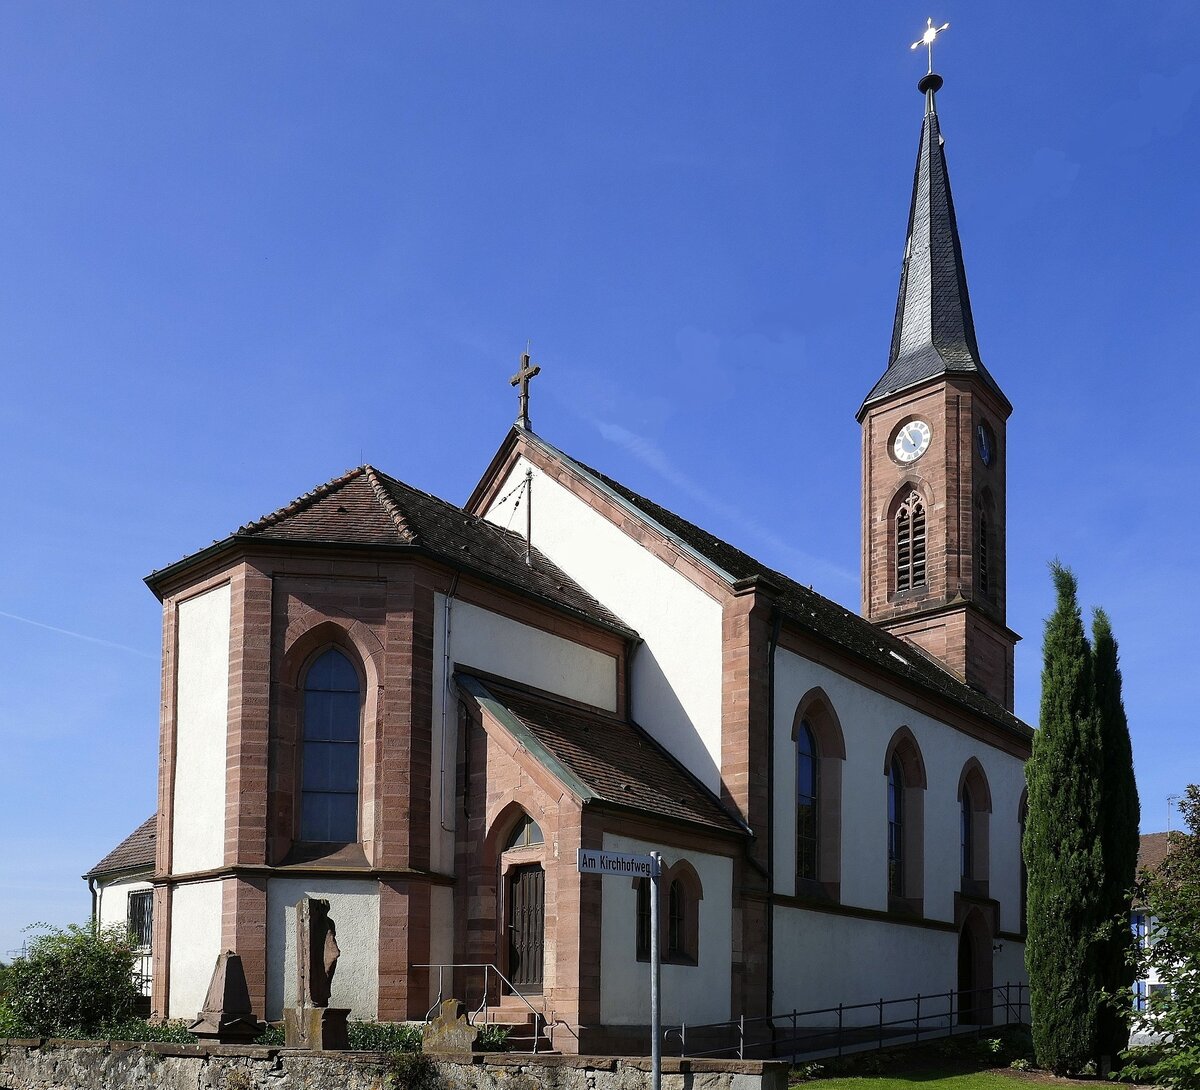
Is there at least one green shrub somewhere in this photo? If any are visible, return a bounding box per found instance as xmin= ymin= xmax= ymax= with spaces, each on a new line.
xmin=389 ymin=1050 xmax=440 ymax=1090
xmin=100 ymin=1018 xmax=197 ymax=1043
xmin=474 ymin=1023 xmax=510 ymax=1052
xmin=4 ymin=923 xmax=140 ymax=1037
xmin=255 ymin=1023 xmax=285 ymax=1046
xmin=349 ymin=1021 xmax=423 ymax=1052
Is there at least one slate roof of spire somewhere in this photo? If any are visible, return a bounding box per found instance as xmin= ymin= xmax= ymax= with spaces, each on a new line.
xmin=146 ymin=466 xmax=633 ymax=637
xmin=85 ymin=814 xmax=156 ymax=879
xmin=859 ymin=80 xmax=1010 ymax=417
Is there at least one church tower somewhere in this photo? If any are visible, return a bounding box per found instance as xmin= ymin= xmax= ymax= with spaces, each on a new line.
xmin=858 ymin=68 xmax=1019 ymax=710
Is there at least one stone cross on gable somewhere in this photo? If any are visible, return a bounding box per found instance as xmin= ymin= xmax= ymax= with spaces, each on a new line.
xmin=510 ymin=350 xmax=541 ymax=431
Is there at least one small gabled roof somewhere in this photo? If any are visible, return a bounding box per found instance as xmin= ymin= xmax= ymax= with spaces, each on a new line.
xmin=510 ymin=429 xmax=1029 ymax=742
xmin=1138 ymin=832 xmax=1171 ymax=876
xmin=859 ymin=78 xmax=1010 ymax=418
xmin=85 ymin=814 xmax=156 ymax=879
xmin=147 ymin=466 xmax=633 ymax=639
xmin=458 ymin=674 xmax=748 ymax=838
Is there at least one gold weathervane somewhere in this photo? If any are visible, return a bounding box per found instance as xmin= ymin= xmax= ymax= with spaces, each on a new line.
xmin=911 ymin=18 xmax=950 ymax=74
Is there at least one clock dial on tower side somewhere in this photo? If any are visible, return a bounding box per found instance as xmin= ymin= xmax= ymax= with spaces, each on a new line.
xmin=892 ymin=419 xmax=932 ymax=464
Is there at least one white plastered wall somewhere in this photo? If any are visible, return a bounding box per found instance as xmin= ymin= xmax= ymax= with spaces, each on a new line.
xmin=599 ymin=834 xmax=732 ymax=1026
xmin=96 ymin=876 xmax=153 ymax=934
xmin=429 ymin=593 xmax=619 ymax=871
xmin=167 ymin=879 xmax=224 ymax=1019
xmin=485 ymin=456 xmax=724 ymax=793
xmin=266 ymin=879 xmax=380 ymax=1021
xmin=773 ymin=907 xmax=960 ymax=1025
xmin=172 ymin=583 xmax=231 ymax=874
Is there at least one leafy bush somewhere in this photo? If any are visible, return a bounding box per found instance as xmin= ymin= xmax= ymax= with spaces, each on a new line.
xmin=389 ymin=1051 xmax=441 ymax=1090
xmin=474 ymin=1023 xmax=510 ymax=1052
xmin=3 ymin=923 xmax=140 ymax=1037
xmin=100 ymin=1018 xmax=197 ymax=1043
xmin=255 ymin=1023 xmax=285 ymax=1046
xmin=349 ymin=1020 xmax=423 ymax=1052
xmin=1121 ymin=785 xmax=1200 ymax=1089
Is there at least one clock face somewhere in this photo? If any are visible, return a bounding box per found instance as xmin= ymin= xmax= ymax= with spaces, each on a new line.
xmin=977 ymin=422 xmax=993 ymax=466
xmin=893 ymin=419 xmax=932 ymax=463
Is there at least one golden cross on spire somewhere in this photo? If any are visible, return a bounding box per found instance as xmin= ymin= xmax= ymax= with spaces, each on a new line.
xmin=911 ymin=18 xmax=950 ymax=75
xmin=510 ymin=349 xmax=541 ymax=430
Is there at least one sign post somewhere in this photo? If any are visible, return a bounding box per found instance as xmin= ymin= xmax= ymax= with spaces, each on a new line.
xmin=577 ymin=848 xmax=663 ymax=1090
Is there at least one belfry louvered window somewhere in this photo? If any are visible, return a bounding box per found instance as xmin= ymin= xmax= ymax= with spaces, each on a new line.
xmin=895 ymin=491 xmax=927 ymax=592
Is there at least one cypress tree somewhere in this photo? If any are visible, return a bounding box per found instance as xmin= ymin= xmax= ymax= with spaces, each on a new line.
xmin=1024 ymin=562 xmax=1106 ymax=1073
xmin=1092 ymin=608 xmax=1140 ymax=1062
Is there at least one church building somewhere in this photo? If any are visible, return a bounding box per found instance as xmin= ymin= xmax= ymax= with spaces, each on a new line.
xmin=109 ymin=66 xmax=1033 ymax=1052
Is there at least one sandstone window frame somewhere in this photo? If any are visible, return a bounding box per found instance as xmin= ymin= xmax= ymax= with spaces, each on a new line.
xmin=792 ymin=689 xmax=846 ymax=901
xmin=884 ymin=726 xmax=927 ymax=915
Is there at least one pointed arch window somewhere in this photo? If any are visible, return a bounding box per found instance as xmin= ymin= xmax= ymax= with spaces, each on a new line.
xmin=896 ymin=491 xmax=927 ymax=592
xmin=888 ymin=755 xmax=905 ymax=896
xmin=961 ymin=785 xmax=974 ymax=879
xmin=301 ymin=647 xmax=362 ymax=843
xmin=796 ymin=720 xmax=819 ymax=882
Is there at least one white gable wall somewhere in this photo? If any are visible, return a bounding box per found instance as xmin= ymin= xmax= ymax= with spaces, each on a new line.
xmin=428 ymin=593 xmax=619 ymax=872
xmin=172 ymin=583 xmax=231 ymax=874
xmin=772 ymin=649 xmax=1027 ymax=933
xmin=485 ymin=457 xmax=724 ymax=793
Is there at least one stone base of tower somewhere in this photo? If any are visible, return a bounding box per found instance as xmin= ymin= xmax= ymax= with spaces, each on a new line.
xmin=883 ymin=606 xmax=1017 ymax=711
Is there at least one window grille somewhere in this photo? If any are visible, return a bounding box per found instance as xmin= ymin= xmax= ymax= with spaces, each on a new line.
xmin=635 ymin=878 xmax=651 ymax=961
xmin=796 ymin=721 xmax=819 ymax=882
xmin=961 ymin=787 xmax=973 ymax=879
xmin=896 ymin=492 xmax=926 ymax=592
xmin=888 ymin=756 xmax=904 ymax=896
xmin=127 ymin=890 xmax=153 ymax=949
xmin=667 ymin=880 xmax=685 ymax=961
xmin=301 ymin=647 xmax=362 ymax=843
xmin=978 ymin=512 xmax=990 ymax=596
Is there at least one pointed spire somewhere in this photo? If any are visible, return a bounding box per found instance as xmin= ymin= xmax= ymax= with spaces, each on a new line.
xmin=859 ymin=73 xmax=1010 ymax=417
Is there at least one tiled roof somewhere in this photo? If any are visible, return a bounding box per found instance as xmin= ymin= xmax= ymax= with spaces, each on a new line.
xmin=1138 ymin=832 xmax=1171 ymax=875
xmin=532 ymin=434 xmax=1029 ymax=741
xmin=860 ymin=87 xmax=1009 ymax=416
xmin=85 ymin=815 xmax=156 ymax=879
xmin=458 ymin=675 xmax=748 ymax=837
xmin=151 ymin=466 xmax=632 ymax=638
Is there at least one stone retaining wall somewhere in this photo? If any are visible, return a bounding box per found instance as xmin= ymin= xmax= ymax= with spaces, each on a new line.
xmin=0 ymin=1040 xmax=789 ymax=1090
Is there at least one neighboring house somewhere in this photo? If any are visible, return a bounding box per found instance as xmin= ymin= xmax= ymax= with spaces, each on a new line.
xmin=84 ymin=814 xmax=157 ymax=1011
xmin=1132 ymin=832 xmax=1171 ymax=1019
xmin=90 ymin=69 xmax=1034 ymax=1052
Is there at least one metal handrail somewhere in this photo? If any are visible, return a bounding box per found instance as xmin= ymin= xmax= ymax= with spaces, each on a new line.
xmin=416 ymin=963 xmax=547 ymax=1053
xmin=665 ymin=981 xmax=1029 ymax=1060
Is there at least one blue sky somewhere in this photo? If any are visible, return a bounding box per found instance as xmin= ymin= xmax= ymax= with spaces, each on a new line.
xmin=1 ymin=3 xmax=1197 ymax=958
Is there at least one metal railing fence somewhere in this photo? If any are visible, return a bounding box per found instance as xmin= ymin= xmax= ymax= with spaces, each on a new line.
xmin=416 ymin=963 xmax=548 ymax=1053
xmin=665 ymin=981 xmax=1029 ymax=1061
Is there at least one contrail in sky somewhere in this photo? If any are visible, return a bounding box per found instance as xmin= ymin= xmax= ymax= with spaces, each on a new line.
xmin=0 ymin=609 xmax=156 ymax=659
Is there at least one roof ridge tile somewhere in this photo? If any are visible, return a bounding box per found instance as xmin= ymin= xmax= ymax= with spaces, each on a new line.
xmin=236 ymin=466 xmax=367 ymax=536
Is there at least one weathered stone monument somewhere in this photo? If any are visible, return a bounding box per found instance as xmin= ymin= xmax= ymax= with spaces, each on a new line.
xmin=421 ymin=999 xmax=479 ymax=1054
xmin=188 ymin=951 xmax=264 ymax=1043
xmin=283 ymin=897 xmax=350 ymax=1049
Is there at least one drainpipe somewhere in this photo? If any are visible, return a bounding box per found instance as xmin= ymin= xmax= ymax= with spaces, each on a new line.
xmin=439 ymin=573 xmax=461 ymax=833
xmin=88 ymin=877 xmax=99 ymax=928
xmin=766 ymin=606 xmax=782 ymax=1015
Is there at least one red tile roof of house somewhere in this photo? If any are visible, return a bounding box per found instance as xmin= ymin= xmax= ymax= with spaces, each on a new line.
xmin=85 ymin=815 xmax=156 ymax=879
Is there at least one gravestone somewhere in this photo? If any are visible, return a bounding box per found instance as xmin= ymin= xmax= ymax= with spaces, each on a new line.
xmin=283 ymin=898 xmax=350 ymax=1050
xmin=422 ymin=999 xmax=479 ymax=1054
xmin=188 ymin=951 xmax=264 ymax=1043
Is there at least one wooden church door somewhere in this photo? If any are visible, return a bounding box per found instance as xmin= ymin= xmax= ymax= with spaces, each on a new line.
xmin=507 ymin=864 xmax=545 ymax=992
